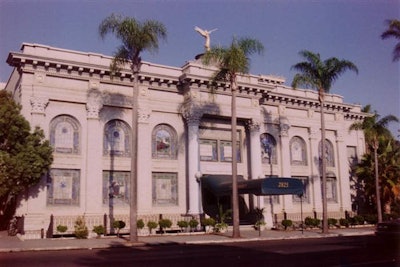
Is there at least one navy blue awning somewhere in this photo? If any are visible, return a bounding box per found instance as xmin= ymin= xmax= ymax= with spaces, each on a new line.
xmin=201 ymin=175 xmax=304 ymax=196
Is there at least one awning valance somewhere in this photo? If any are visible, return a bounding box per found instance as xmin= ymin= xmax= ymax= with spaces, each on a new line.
xmin=201 ymin=175 xmax=304 ymax=197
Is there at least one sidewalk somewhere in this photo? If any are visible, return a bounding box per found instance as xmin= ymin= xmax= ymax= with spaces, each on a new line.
xmin=0 ymin=226 xmax=375 ymax=253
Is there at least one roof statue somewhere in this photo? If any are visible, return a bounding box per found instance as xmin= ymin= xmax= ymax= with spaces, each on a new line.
xmin=194 ymin=26 xmax=217 ymax=52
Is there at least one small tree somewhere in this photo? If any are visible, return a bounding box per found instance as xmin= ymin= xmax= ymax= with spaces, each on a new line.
xmin=0 ymin=91 xmax=53 ymax=229
xmin=158 ymin=219 xmax=172 ymax=234
xmin=74 ymin=216 xmax=88 ymax=239
xmin=281 ymin=219 xmax=293 ymax=230
xmin=137 ymin=219 xmax=145 ymax=230
xmin=113 ymin=220 xmax=126 ymax=237
xmin=147 ymin=221 xmax=158 ymax=234
xmin=188 ymin=219 xmax=199 ymax=232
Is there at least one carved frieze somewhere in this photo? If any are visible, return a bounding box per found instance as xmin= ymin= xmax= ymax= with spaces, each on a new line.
xmin=30 ymin=96 xmax=49 ymax=114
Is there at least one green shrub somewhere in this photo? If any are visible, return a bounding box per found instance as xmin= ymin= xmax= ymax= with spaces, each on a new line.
xmin=177 ymin=220 xmax=189 ymax=229
xmin=92 ymin=225 xmax=105 ymax=236
xmin=328 ymin=218 xmax=338 ymax=227
xmin=339 ymin=218 xmax=349 ymax=227
xmin=353 ymin=215 xmax=364 ymax=225
xmin=137 ymin=219 xmax=145 ymax=229
xmin=147 ymin=221 xmax=158 ymax=233
xmin=201 ymin=217 xmax=216 ymax=227
xmin=56 ymin=225 xmax=68 ymax=237
xmin=74 ymin=216 xmax=88 ymax=239
xmin=363 ymin=214 xmax=378 ymax=224
xmin=189 ymin=219 xmax=199 ymax=230
xmin=281 ymin=219 xmax=293 ymax=230
xmin=56 ymin=225 xmax=68 ymax=234
xmin=305 ymin=217 xmax=320 ymax=228
xmin=158 ymin=219 xmax=172 ymax=229
xmin=113 ymin=220 xmax=126 ymax=237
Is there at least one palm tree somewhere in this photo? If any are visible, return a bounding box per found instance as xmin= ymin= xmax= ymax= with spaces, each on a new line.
xmin=381 ymin=19 xmax=400 ymax=62
xmin=202 ymin=37 xmax=264 ymax=238
xmin=99 ymin=14 xmax=167 ymax=243
xmin=350 ymin=105 xmax=398 ymax=222
xmin=291 ymin=50 xmax=358 ymax=233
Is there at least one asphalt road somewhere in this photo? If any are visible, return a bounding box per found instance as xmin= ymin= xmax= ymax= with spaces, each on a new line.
xmin=0 ymin=235 xmax=398 ymax=267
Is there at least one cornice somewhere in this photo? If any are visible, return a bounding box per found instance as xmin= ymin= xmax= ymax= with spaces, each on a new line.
xmin=7 ymin=51 xmax=180 ymax=88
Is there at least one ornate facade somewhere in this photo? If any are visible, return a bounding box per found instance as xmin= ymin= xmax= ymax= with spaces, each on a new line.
xmin=5 ymin=43 xmax=367 ymax=238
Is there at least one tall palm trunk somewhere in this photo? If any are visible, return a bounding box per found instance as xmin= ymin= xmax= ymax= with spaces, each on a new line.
xmin=130 ymin=68 xmax=139 ymax=243
xmin=374 ymin=140 xmax=383 ymax=223
xmin=231 ymin=78 xmax=240 ymax=238
xmin=319 ymin=90 xmax=329 ymax=234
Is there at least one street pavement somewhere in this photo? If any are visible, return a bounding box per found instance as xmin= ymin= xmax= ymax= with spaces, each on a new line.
xmin=0 ymin=226 xmax=375 ymax=253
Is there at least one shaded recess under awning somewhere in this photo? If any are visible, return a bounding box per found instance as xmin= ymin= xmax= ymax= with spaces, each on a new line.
xmin=201 ymin=175 xmax=304 ymax=197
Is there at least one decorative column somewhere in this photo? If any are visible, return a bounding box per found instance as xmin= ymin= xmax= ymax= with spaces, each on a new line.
xmin=309 ymin=127 xmax=322 ymax=214
xmin=137 ymin=100 xmax=152 ymax=213
xmin=278 ymin=116 xmax=292 ymax=212
xmin=85 ymin=89 xmax=103 ymax=214
xmin=183 ymin=107 xmax=203 ymax=216
xmin=30 ymin=96 xmax=49 ymax=129
xmin=336 ymin=130 xmax=351 ymax=213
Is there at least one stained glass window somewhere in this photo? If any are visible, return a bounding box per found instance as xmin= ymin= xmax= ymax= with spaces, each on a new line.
xmin=152 ymin=172 xmax=178 ymax=206
xmin=103 ymin=171 xmax=130 ymax=206
xmin=260 ymin=133 xmax=277 ymax=164
xmin=47 ymin=169 xmax=80 ymax=205
xmin=152 ymin=124 xmax=177 ymax=159
xmin=50 ymin=115 xmax=80 ymax=154
xmin=104 ymin=120 xmax=131 ymax=157
xmin=290 ymin=136 xmax=307 ymax=166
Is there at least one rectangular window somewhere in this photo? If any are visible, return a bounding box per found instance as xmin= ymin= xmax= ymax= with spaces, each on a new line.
xmin=103 ymin=171 xmax=130 ymax=206
xmin=47 ymin=169 xmax=80 ymax=206
xmin=220 ymin=140 xmax=241 ymax=162
xmin=292 ymin=176 xmax=310 ymax=203
xmin=199 ymin=139 xmax=218 ymax=161
xmin=152 ymin=172 xmax=178 ymax=206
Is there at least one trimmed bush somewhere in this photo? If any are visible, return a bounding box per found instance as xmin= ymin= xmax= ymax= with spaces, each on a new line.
xmin=56 ymin=225 xmax=68 ymax=237
xmin=353 ymin=215 xmax=364 ymax=225
xmin=339 ymin=218 xmax=349 ymax=227
xmin=201 ymin=217 xmax=216 ymax=227
xmin=93 ymin=225 xmax=105 ymax=236
xmin=189 ymin=219 xmax=199 ymax=231
xmin=137 ymin=219 xmax=145 ymax=229
xmin=113 ymin=220 xmax=126 ymax=237
xmin=328 ymin=218 xmax=338 ymax=227
xmin=159 ymin=219 xmax=172 ymax=229
xmin=364 ymin=214 xmax=378 ymax=224
xmin=305 ymin=217 xmax=320 ymax=228
xmin=177 ymin=220 xmax=189 ymax=230
xmin=147 ymin=221 xmax=158 ymax=233
xmin=281 ymin=219 xmax=293 ymax=230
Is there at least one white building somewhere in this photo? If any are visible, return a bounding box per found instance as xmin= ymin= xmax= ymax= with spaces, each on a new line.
xmin=5 ymin=43 xmax=366 ymax=238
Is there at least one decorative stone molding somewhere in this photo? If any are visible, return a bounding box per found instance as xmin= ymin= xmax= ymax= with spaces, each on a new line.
xmin=279 ymin=117 xmax=290 ymax=137
xmin=30 ymin=96 xmax=49 ymax=114
xmin=138 ymin=107 xmax=151 ymax=123
xmin=86 ymin=89 xmax=103 ymax=119
xmin=336 ymin=131 xmax=344 ymax=142
xmin=247 ymin=118 xmax=261 ymax=132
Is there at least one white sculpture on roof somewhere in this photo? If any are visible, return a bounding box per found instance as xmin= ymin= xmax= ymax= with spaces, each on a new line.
xmin=194 ymin=26 xmax=217 ymax=52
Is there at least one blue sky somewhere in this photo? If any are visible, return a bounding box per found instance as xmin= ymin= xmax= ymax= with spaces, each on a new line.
xmin=0 ymin=0 xmax=399 ymax=136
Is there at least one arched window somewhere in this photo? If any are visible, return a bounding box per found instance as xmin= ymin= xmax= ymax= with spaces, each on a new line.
xmin=260 ymin=133 xmax=277 ymax=164
xmin=319 ymin=139 xmax=335 ymax=167
xmin=152 ymin=124 xmax=178 ymax=159
xmin=50 ymin=115 xmax=80 ymax=154
xmin=103 ymin=120 xmax=131 ymax=157
xmin=290 ymin=136 xmax=307 ymax=166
